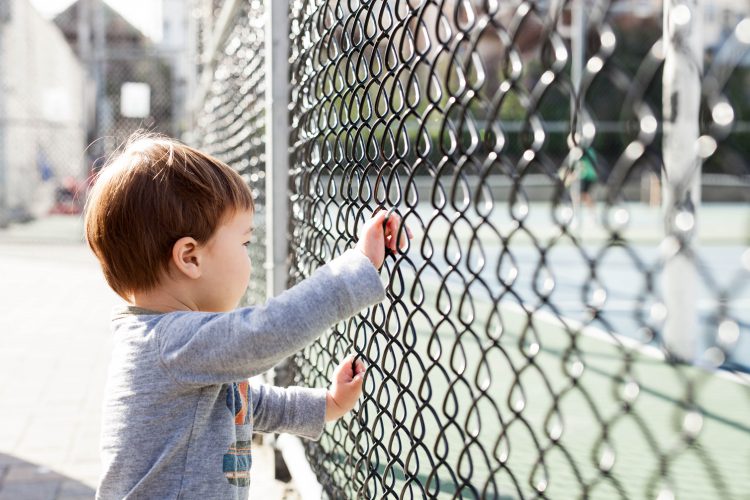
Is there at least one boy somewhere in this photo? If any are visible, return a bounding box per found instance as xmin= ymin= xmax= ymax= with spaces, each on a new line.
xmin=84 ymin=134 xmax=411 ymax=499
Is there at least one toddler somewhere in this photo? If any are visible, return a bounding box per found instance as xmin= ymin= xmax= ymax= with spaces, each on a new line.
xmin=84 ymin=134 xmax=411 ymax=499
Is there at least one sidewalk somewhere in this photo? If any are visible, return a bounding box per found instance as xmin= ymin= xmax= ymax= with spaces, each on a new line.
xmin=0 ymin=215 xmax=297 ymax=499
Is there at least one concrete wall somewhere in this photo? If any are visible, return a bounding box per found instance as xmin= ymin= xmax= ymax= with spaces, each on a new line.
xmin=0 ymin=0 xmax=89 ymax=219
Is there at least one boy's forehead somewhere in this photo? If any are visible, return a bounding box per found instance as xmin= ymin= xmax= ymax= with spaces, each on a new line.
xmin=229 ymin=208 xmax=254 ymax=230
xmin=209 ymin=209 xmax=253 ymax=244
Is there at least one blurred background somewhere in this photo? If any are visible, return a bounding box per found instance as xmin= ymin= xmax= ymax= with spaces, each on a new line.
xmin=0 ymin=0 xmax=748 ymax=226
xmin=0 ymin=0 xmax=189 ymax=224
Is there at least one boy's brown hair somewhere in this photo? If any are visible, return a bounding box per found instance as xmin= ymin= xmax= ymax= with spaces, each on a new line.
xmin=84 ymin=133 xmax=254 ymax=301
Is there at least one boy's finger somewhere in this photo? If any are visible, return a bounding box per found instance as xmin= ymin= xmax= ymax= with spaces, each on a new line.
xmin=353 ymin=359 xmax=366 ymax=374
xmin=370 ymin=209 xmax=387 ymax=228
xmin=386 ymin=219 xmax=401 ymax=252
xmin=332 ymin=360 xmax=347 ymax=378
xmin=351 ymin=361 xmax=366 ymax=377
xmin=335 ymin=354 xmax=353 ymax=372
xmin=351 ymin=373 xmax=365 ymax=387
xmin=399 ymin=227 xmax=408 ymax=250
xmin=385 ymin=234 xmax=396 ymax=253
xmin=386 ymin=217 xmax=409 ymax=252
xmin=360 ymin=210 xmax=386 ymax=240
xmin=385 ymin=213 xmax=400 ymax=231
xmin=346 ymin=354 xmax=362 ymax=378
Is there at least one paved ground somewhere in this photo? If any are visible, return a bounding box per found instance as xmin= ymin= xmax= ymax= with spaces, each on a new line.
xmin=0 ymin=215 xmax=298 ymax=499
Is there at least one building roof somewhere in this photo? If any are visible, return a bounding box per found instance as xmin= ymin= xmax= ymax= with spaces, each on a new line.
xmin=53 ymin=0 xmax=151 ymax=50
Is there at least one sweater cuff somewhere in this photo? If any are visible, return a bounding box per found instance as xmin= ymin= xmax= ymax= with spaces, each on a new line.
xmin=289 ymin=386 xmax=328 ymax=441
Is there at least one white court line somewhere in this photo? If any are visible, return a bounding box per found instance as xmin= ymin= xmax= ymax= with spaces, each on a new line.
xmin=501 ymin=301 xmax=750 ymax=387
xmin=538 ymin=299 xmax=750 ymax=311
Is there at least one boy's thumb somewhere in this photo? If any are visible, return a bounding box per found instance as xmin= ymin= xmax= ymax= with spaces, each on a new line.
xmin=352 ymin=371 xmax=365 ymax=385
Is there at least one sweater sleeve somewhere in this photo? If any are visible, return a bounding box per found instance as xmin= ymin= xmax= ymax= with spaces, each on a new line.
xmin=156 ymin=249 xmax=385 ymax=386
xmin=250 ymin=383 xmax=327 ymax=440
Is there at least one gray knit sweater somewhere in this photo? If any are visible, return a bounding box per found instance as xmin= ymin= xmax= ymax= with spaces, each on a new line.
xmin=96 ymin=249 xmax=385 ymax=499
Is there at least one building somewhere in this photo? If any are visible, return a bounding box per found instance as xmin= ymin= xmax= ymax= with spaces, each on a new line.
xmin=54 ymin=0 xmax=175 ymax=157
xmin=0 ymin=0 xmax=89 ymax=224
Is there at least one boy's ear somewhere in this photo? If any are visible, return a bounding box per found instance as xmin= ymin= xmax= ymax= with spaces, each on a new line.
xmin=171 ymin=236 xmax=203 ymax=280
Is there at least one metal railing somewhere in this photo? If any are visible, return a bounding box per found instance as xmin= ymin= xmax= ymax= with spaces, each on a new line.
xmin=191 ymin=1 xmax=750 ymax=498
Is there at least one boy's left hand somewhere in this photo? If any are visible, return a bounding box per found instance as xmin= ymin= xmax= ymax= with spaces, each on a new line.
xmin=325 ymin=354 xmax=366 ymax=422
xmin=356 ymin=209 xmax=413 ymax=270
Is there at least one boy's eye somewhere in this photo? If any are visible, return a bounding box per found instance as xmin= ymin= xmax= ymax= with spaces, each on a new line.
xmin=243 ymin=241 xmax=250 ymax=247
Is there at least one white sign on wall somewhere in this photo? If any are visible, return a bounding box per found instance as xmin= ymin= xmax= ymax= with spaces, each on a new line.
xmin=120 ymin=82 xmax=151 ymax=118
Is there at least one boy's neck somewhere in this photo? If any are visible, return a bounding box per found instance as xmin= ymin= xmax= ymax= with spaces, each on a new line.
xmin=131 ymin=287 xmax=199 ymax=313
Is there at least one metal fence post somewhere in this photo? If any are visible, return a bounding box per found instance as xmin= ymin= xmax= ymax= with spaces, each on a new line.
xmin=264 ymin=2 xmax=323 ymax=498
xmin=662 ymin=0 xmax=703 ymax=362
xmin=265 ymin=0 xmax=289 ymax=299
xmin=93 ymin=0 xmax=108 ymax=153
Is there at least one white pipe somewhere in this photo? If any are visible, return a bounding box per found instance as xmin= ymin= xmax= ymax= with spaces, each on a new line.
xmin=662 ymin=0 xmax=703 ymax=362
xmin=276 ymin=434 xmax=323 ymax=500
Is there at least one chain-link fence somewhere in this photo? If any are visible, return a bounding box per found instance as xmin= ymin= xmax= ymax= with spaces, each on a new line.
xmin=191 ymin=0 xmax=268 ymax=305
xmin=192 ymin=1 xmax=750 ymax=498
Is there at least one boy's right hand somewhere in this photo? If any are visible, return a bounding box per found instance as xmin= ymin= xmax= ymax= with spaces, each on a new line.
xmin=325 ymin=354 xmax=366 ymax=422
xmin=356 ymin=209 xmax=413 ymax=269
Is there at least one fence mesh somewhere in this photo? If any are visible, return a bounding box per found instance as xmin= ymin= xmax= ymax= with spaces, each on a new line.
xmin=193 ymin=0 xmax=268 ymax=306
xmin=194 ymin=1 xmax=750 ymax=498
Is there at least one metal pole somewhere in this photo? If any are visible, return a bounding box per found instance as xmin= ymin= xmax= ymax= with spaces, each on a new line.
xmin=662 ymin=0 xmax=702 ymax=362
xmin=77 ymin=0 xmax=91 ymax=62
xmin=77 ymin=0 xmax=94 ymax=176
xmin=93 ymin=0 xmax=109 ymax=155
xmin=570 ymin=0 xmax=585 ymax=230
xmin=265 ymin=0 xmax=290 ymax=298
xmin=190 ymin=0 xmax=243 ymax=124
xmin=264 ymin=3 xmax=323 ymax=496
